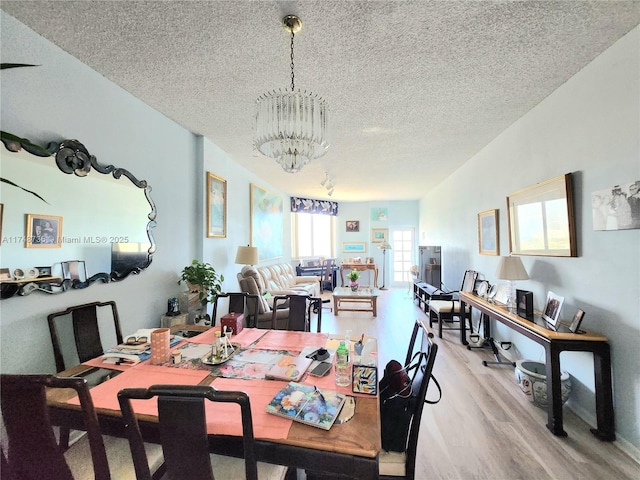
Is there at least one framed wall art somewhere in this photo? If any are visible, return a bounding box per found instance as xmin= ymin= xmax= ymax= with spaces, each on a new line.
xmin=478 ymin=209 xmax=499 ymax=255
xmin=371 ymin=228 xmax=388 ymax=243
xmin=346 ymin=220 xmax=360 ymax=232
xmin=342 ymin=242 xmax=366 ymax=253
xmin=206 ymin=172 xmax=227 ymax=238
xmin=507 ymin=173 xmax=577 ymax=257
xmin=250 ymin=183 xmax=283 ymax=261
xmin=371 ymin=208 xmax=388 ymax=221
xmin=591 ymin=180 xmax=640 ymax=231
xmin=26 ymin=214 xmax=62 ymax=248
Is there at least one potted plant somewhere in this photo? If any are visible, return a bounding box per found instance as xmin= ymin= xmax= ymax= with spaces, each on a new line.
xmin=347 ymin=270 xmax=360 ymax=291
xmin=179 ymin=260 xmax=224 ymax=322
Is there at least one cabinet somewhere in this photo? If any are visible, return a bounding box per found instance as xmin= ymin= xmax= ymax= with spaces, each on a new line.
xmin=418 ymin=246 xmax=441 ymax=288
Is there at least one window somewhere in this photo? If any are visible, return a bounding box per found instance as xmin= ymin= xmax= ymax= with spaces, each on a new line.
xmin=292 ymin=213 xmax=334 ymax=258
xmin=391 ymin=228 xmax=415 ymax=284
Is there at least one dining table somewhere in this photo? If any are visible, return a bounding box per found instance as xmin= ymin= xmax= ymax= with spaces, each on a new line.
xmin=46 ymin=327 xmax=381 ymax=479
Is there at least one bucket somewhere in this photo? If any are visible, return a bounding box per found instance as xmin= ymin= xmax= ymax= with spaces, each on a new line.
xmin=514 ymin=360 xmax=571 ymax=409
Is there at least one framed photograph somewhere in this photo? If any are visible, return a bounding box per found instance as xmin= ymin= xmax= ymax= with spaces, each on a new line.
xmin=507 ymin=173 xmax=577 ymax=257
xmin=568 ymin=309 xmax=586 ymax=333
xmin=250 ymin=184 xmax=283 ymax=261
xmin=36 ymin=266 xmax=52 ymax=278
xmin=478 ymin=209 xmax=499 ymax=256
xmin=342 ymin=242 xmax=366 ymax=253
xmin=206 ymin=172 xmax=226 ymax=238
xmin=516 ymin=289 xmax=533 ymax=318
xmin=25 ymin=214 xmax=63 ymax=248
xmin=352 ymin=365 xmax=378 ymax=395
xmin=542 ymin=291 xmax=564 ymax=329
xmin=592 ymin=180 xmax=640 ymax=231
xmin=365 ymin=257 xmax=375 ymax=264
xmin=371 ymin=228 xmax=388 ymax=243
xmin=346 ymin=220 xmax=360 ymax=232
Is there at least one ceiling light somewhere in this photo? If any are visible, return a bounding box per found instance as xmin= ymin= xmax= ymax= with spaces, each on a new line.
xmin=254 ymin=15 xmax=329 ymax=174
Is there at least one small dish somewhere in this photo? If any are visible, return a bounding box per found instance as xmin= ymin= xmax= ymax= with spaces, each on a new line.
xmin=476 ymin=281 xmax=489 ymax=297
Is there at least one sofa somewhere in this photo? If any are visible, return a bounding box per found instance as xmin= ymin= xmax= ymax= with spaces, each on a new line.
xmin=236 ymin=264 xmax=319 ymax=329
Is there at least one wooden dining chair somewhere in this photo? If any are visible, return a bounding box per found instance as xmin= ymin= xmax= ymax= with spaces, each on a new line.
xmin=271 ymin=295 xmax=323 ymax=332
xmin=379 ymin=323 xmax=440 ymax=480
xmin=0 ymin=374 xmax=164 ymax=480
xmin=47 ymin=300 xmax=124 ymax=373
xmin=117 ymin=385 xmax=288 ymax=480
xmin=428 ymin=270 xmax=478 ymax=338
xmin=211 ymin=292 xmax=251 ymax=327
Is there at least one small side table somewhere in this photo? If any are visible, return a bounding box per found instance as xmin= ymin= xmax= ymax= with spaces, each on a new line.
xmin=160 ymin=312 xmax=189 ymax=329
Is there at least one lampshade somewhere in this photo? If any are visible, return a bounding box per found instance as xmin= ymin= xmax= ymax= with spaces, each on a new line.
xmin=235 ymin=246 xmax=258 ymax=265
xmin=254 ymin=15 xmax=329 ymax=173
xmin=378 ymin=241 xmax=392 ymax=251
xmin=495 ymin=256 xmax=529 ymax=280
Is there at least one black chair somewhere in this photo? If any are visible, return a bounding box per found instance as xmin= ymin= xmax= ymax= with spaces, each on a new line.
xmin=211 ymin=292 xmax=251 ymax=327
xmin=320 ymin=259 xmax=335 ymax=292
xmin=47 ymin=300 xmax=124 ymax=450
xmin=117 ymin=384 xmax=288 ymax=480
xmin=271 ymin=295 xmax=323 ymax=332
xmin=379 ymin=321 xmax=440 ymax=479
xmin=428 ymin=270 xmax=478 ymax=338
xmin=47 ymin=300 xmax=123 ymax=373
xmin=0 ymin=374 xmax=164 ymax=480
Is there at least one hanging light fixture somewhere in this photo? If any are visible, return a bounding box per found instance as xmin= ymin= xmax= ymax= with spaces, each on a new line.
xmin=254 ymin=15 xmax=329 ymax=173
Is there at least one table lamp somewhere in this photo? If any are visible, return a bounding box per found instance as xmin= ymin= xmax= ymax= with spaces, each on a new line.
xmin=378 ymin=241 xmax=392 ymax=290
xmin=235 ymin=245 xmax=258 ymax=266
xmin=495 ymin=256 xmax=528 ymax=312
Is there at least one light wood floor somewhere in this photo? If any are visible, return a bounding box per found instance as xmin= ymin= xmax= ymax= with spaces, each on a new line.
xmin=313 ymin=286 xmax=640 ymax=480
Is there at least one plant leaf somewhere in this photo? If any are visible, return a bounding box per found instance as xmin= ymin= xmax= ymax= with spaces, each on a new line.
xmin=0 ymin=178 xmax=49 ymax=204
xmin=0 ymin=63 xmax=39 ymax=70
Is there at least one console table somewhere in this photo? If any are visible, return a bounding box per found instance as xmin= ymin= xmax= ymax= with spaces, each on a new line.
xmin=459 ymin=291 xmax=615 ymax=441
xmin=340 ymin=263 xmax=378 ymax=287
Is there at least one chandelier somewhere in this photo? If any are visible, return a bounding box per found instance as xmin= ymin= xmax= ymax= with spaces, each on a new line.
xmin=255 ymin=15 xmax=329 ymax=173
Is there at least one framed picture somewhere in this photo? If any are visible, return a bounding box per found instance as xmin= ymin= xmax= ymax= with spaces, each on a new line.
xmin=346 ymin=220 xmax=360 ymax=232
xmin=507 ymin=173 xmax=577 ymax=257
xmin=25 ymin=214 xmax=63 ymax=248
xmin=371 ymin=208 xmax=388 ymax=221
xmin=371 ymin=228 xmax=388 ymax=243
xmin=516 ymin=289 xmax=533 ymax=318
xmin=568 ymin=309 xmax=585 ymax=333
xmin=342 ymin=242 xmax=366 ymax=253
xmin=352 ymin=365 xmax=378 ymax=395
xmin=478 ymin=209 xmax=499 ymax=256
xmin=591 ymin=180 xmax=640 ymax=231
xmin=206 ymin=172 xmax=226 ymax=238
xmin=542 ymin=291 xmax=564 ymax=329
xmin=36 ymin=266 xmax=52 ymax=278
xmin=250 ymin=184 xmax=283 ymax=261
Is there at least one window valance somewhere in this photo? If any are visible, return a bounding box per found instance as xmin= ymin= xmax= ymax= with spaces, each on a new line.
xmin=290 ymin=197 xmax=339 ymax=216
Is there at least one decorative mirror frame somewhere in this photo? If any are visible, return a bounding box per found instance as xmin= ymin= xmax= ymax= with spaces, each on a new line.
xmin=506 ymin=173 xmax=576 ymax=257
xmin=1 ymin=133 xmax=156 ymax=294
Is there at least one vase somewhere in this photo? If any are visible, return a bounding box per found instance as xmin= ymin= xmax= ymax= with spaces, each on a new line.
xmin=350 ymin=284 xmax=359 ymax=292
xmin=514 ymin=360 xmax=571 ymax=409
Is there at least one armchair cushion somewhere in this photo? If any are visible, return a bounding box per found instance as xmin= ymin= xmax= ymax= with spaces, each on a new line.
xmin=239 ymin=277 xmax=270 ymax=314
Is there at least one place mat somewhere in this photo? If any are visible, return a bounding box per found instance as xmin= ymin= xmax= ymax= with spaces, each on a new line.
xmin=255 ymin=330 xmax=328 ymax=351
xmin=188 ymin=327 xmax=268 ymax=348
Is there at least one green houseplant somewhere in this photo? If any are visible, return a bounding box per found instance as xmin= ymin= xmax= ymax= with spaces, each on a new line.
xmin=347 ymin=270 xmax=360 ymax=291
xmin=179 ymin=260 xmax=224 ymax=307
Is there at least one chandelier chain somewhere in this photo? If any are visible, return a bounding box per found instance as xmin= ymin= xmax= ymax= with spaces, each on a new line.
xmin=290 ymin=31 xmax=295 ymax=92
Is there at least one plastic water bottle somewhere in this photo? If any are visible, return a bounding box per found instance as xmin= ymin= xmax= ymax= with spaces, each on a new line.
xmin=334 ymin=340 xmax=351 ymax=387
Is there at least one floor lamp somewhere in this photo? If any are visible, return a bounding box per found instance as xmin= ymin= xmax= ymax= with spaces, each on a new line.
xmin=378 ymin=241 xmax=392 ymax=290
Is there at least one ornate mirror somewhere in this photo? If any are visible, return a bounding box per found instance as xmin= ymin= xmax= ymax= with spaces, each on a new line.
xmin=0 ymin=134 xmax=156 ymax=298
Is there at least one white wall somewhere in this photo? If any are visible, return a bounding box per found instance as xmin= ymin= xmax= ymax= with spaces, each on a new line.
xmin=419 ymin=27 xmax=640 ymax=452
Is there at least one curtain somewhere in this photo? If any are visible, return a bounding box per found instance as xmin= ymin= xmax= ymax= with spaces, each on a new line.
xmin=290 ymin=196 xmax=338 ymax=216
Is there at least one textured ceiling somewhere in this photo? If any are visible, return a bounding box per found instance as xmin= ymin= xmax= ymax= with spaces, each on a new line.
xmin=2 ymin=1 xmax=639 ymax=202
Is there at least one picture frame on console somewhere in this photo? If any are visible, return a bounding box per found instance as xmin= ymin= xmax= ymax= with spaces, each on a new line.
xmin=516 ymin=289 xmax=533 ymax=318
xmin=542 ymin=291 xmax=564 ymax=329
xmin=567 ymin=309 xmax=586 ymax=333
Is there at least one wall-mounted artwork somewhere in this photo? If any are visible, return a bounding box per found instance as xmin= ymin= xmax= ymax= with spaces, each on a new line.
xmin=206 ymin=172 xmax=226 ymax=238
xmin=371 ymin=208 xmax=388 ymax=221
xmin=478 ymin=209 xmax=499 ymax=255
xmin=507 ymin=173 xmax=576 ymax=257
xmin=346 ymin=220 xmax=360 ymax=232
xmin=250 ymin=184 xmax=283 ymax=261
xmin=26 ymin=214 xmax=63 ymax=248
xmin=371 ymin=228 xmax=388 ymax=243
xmin=342 ymin=242 xmax=367 ymax=253
xmin=591 ymin=180 xmax=640 ymax=230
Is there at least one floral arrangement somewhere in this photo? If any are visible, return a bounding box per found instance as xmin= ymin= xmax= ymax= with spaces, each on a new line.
xmin=347 ymin=269 xmax=360 ymax=285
